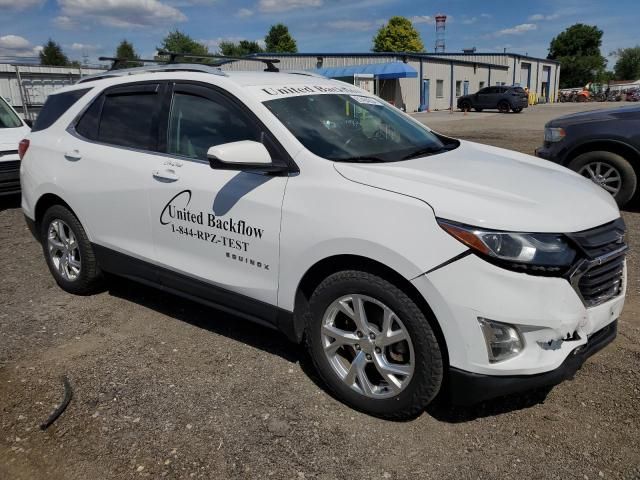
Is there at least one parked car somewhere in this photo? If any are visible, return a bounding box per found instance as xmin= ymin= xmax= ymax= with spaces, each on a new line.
xmin=536 ymin=105 xmax=640 ymax=207
xmin=457 ymin=86 xmax=529 ymax=113
xmin=20 ymin=62 xmax=626 ymax=419
xmin=0 ymin=95 xmax=31 ymax=196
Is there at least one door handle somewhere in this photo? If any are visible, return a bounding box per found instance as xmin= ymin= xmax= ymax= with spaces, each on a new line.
xmin=64 ymin=150 xmax=82 ymax=161
xmin=152 ymin=169 xmax=179 ymax=182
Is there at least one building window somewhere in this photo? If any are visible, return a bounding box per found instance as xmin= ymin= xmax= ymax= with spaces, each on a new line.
xmin=479 ymin=81 xmax=485 ymax=90
xmin=436 ymin=79 xmax=444 ymax=98
xmin=455 ymin=80 xmax=462 ymax=97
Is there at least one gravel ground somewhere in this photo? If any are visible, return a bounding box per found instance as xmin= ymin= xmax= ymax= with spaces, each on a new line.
xmin=1 ymin=102 xmax=639 ymax=480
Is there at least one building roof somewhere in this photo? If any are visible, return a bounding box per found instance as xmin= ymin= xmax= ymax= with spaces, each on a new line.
xmin=248 ymin=52 xmax=510 ymax=70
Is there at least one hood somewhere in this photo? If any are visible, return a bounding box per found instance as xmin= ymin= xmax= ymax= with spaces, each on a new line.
xmin=548 ymin=105 xmax=640 ymax=127
xmin=334 ymin=140 xmax=620 ymax=233
xmin=0 ymin=125 xmax=29 ymax=152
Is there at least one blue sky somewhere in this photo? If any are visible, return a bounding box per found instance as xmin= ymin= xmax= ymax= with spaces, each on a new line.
xmin=0 ymin=0 xmax=637 ymax=66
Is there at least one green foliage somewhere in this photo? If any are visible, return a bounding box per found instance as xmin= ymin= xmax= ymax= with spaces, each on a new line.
xmin=39 ymin=39 xmax=70 ymax=66
xmin=158 ymin=30 xmax=209 ymax=59
xmin=372 ymin=16 xmax=425 ymax=53
xmin=548 ymin=24 xmax=607 ymax=88
xmin=265 ymin=24 xmax=297 ymax=53
xmin=115 ymin=39 xmax=142 ymax=68
xmin=218 ymin=40 xmax=264 ymax=57
xmin=613 ymin=46 xmax=640 ymax=80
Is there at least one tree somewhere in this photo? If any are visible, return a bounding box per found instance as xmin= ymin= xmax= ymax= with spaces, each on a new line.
xmin=613 ymin=46 xmax=640 ymax=80
xmin=372 ymin=16 xmax=424 ymax=53
xmin=39 ymin=39 xmax=69 ymax=66
xmin=218 ymin=40 xmax=263 ymax=57
xmin=115 ymin=39 xmax=142 ymax=68
xmin=265 ymin=24 xmax=297 ymax=53
xmin=548 ymin=24 xmax=607 ymax=88
xmin=157 ymin=30 xmax=209 ymax=58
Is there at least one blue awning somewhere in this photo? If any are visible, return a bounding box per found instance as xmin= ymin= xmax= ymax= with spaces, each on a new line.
xmin=313 ymin=61 xmax=417 ymax=80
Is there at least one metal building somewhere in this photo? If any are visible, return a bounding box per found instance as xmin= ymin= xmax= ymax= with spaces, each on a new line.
xmin=224 ymin=52 xmax=560 ymax=112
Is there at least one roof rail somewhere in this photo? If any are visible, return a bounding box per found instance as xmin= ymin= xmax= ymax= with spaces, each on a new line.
xmin=157 ymin=50 xmax=280 ymax=72
xmin=286 ymin=70 xmax=327 ymax=79
xmin=76 ymin=63 xmax=227 ymax=84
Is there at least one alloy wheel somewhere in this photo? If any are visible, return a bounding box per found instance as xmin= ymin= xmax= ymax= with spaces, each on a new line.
xmin=321 ymin=294 xmax=414 ymax=399
xmin=578 ymin=161 xmax=622 ymax=196
xmin=47 ymin=219 xmax=81 ymax=281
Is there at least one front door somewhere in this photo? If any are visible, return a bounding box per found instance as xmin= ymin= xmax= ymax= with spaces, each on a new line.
xmin=149 ymin=83 xmax=288 ymax=309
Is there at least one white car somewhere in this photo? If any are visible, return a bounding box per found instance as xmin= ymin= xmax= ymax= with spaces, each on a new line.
xmin=0 ymin=95 xmax=30 ymax=195
xmin=19 ymin=62 xmax=627 ymax=419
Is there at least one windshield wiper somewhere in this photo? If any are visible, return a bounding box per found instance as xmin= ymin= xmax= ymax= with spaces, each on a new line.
xmin=335 ymin=156 xmax=387 ymax=163
xmin=401 ymin=146 xmax=446 ymax=160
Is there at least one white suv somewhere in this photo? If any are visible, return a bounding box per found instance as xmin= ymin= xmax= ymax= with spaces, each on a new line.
xmin=20 ymin=61 xmax=627 ymax=419
xmin=1 ymin=95 xmax=30 ymax=195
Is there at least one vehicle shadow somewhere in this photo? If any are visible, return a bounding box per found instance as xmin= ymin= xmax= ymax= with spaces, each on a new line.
xmin=107 ymin=276 xmax=553 ymax=423
xmin=0 ymin=193 xmax=21 ymax=212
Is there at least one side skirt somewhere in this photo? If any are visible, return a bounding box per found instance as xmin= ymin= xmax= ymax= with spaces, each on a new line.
xmin=92 ymin=244 xmax=296 ymax=340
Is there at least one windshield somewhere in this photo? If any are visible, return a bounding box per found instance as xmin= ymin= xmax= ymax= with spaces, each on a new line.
xmin=264 ymin=94 xmax=454 ymax=162
xmin=0 ymin=97 xmax=22 ymax=129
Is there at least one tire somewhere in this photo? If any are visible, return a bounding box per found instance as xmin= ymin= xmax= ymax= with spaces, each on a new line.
xmin=459 ymin=101 xmax=471 ymax=112
xmin=40 ymin=205 xmax=104 ymax=295
xmin=305 ymin=270 xmax=443 ymax=420
xmin=568 ymin=151 xmax=638 ymax=207
xmin=474 ymin=107 xmax=483 ymax=112
xmin=497 ymin=101 xmax=510 ymax=113
xmin=512 ymin=107 xmax=523 ymax=113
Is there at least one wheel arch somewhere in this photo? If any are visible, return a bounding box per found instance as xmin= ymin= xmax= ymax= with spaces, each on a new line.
xmin=565 ymin=140 xmax=640 ymax=170
xmin=34 ymin=193 xmax=78 ymax=235
xmin=288 ymin=254 xmax=449 ymax=367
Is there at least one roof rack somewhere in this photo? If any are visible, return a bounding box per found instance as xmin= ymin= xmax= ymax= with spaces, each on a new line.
xmin=156 ymin=50 xmax=280 ymax=72
xmin=77 ymin=63 xmax=227 ymax=84
xmin=98 ymin=56 xmax=167 ymax=71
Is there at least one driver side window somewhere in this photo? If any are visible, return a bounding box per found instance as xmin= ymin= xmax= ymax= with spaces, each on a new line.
xmin=167 ymin=91 xmax=259 ymax=161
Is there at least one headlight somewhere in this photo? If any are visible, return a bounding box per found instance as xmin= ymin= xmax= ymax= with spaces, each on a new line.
xmin=544 ymin=127 xmax=565 ymax=142
xmin=438 ymin=219 xmax=576 ymax=274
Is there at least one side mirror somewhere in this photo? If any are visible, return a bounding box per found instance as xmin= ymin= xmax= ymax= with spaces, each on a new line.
xmin=207 ymin=140 xmax=286 ymax=173
xmin=24 ymin=119 xmax=33 ymax=128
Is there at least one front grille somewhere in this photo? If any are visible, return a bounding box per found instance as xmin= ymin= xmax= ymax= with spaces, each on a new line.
xmin=0 ymin=160 xmax=20 ymax=172
xmin=567 ymin=218 xmax=627 ymax=307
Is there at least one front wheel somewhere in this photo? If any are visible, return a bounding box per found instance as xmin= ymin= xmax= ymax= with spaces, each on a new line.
xmin=305 ymin=270 xmax=443 ymax=419
xmin=568 ymin=151 xmax=637 ymax=207
xmin=459 ymin=101 xmax=471 ymax=112
xmin=41 ymin=205 xmax=104 ymax=295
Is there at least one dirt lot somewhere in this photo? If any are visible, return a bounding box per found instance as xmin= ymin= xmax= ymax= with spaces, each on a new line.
xmin=1 ymin=103 xmax=639 ymax=480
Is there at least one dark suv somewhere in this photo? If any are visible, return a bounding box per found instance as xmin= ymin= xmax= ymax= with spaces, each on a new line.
xmin=457 ymin=86 xmax=529 ymax=113
xmin=536 ymin=105 xmax=640 ymax=207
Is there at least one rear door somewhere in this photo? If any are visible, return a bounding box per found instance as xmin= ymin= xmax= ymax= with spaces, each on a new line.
xmin=148 ymin=82 xmax=289 ymax=309
xmin=65 ymin=82 xmax=165 ymax=264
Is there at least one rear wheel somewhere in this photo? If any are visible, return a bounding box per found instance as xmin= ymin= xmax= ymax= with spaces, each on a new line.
xmin=41 ymin=205 xmax=104 ymax=295
xmin=497 ymin=101 xmax=510 ymax=113
xmin=305 ymin=270 xmax=443 ymax=420
xmin=512 ymin=107 xmax=523 ymax=113
xmin=568 ymin=151 xmax=637 ymax=207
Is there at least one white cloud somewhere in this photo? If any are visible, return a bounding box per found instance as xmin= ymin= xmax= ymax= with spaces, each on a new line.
xmin=0 ymin=0 xmax=43 ymax=10
xmin=236 ymin=7 xmax=253 ymax=17
xmin=0 ymin=35 xmax=42 ymax=57
xmin=58 ymin=0 xmax=187 ymax=28
xmin=411 ymin=14 xmax=453 ymax=25
xmin=480 ymin=13 xmax=492 ymax=19
xmin=69 ymin=42 xmax=101 ymax=52
xmin=258 ymin=0 xmax=322 ymax=13
xmin=326 ymin=20 xmax=375 ymax=31
xmin=53 ymin=15 xmax=78 ymax=29
xmin=462 ymin=16 xmax=477 ymax=25
xmin=528 ymin=13 xmax=560 ymax=21
xmin=496 ymin=23 xmax=537 ymax=36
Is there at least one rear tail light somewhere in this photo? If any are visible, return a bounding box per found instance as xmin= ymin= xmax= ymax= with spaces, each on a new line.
xmin=18 ymin=139 xmax=29 ymax=160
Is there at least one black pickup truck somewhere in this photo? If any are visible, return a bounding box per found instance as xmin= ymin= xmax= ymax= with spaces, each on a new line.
xmin=536 ymin=105 xmax=640 ymax=207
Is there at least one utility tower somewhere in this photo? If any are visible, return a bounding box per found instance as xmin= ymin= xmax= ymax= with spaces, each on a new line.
xmin=435 ymin=14 xmax=447 ymax=53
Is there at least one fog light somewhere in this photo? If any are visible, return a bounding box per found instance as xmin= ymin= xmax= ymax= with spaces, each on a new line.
xmin=478 ymin=318 xmax=524 ymax=363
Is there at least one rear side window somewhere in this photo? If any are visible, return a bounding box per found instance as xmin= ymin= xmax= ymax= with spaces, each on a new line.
xmin=32 ymin=88 xmax=91 ymax=132
xmin=96 ymin=86 xmax=160 ymax=150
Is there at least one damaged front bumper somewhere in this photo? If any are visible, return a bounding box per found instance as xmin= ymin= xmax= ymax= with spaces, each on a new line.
xmin=411 ymin=253 xmax=625 ymax=404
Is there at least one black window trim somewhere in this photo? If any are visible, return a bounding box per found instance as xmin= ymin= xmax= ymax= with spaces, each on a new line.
xmin=159 ymin=81 xmax=298 ymax=174
xmin=31 ymin=87 xmax=93 ymax=132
